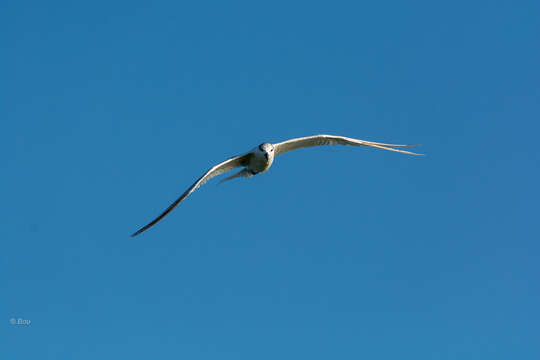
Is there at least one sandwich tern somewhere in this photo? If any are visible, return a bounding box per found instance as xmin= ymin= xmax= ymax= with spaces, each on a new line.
xmin=132 ymin=134 xmax=422 ymax=236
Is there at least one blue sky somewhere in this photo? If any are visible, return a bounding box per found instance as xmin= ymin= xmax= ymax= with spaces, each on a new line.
xmin=2 ymin=0 xmax=539 ymax=358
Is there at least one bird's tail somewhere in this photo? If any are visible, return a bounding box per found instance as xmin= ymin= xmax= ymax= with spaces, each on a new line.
xmin=218 ymin=169 xmax=252 ymax=185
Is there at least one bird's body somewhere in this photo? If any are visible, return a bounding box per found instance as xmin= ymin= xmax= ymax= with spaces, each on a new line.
xmin=132 ymin=134 xmax=422 ymax=237
xmin=219 ymin=142 xmax=275 ymax=183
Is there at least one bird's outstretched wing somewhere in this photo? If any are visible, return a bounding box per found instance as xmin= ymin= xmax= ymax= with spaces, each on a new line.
xmin=131 ymin=153 xmax=251 ymax=237
xmin=273 ymin=134 xmax=423 ymax=156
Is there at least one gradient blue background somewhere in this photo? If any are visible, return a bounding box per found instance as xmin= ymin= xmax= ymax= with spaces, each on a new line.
xmin=3 ymin=1 xmax=539 ymax=358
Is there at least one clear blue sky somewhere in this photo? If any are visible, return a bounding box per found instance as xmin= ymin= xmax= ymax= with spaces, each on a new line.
xmin=3 ymin=0 xmax=539 ymax=358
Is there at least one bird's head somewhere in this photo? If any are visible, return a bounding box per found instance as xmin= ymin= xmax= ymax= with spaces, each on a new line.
xmin=258 ymin=142 xmax=274 ymax=154
xmin=257 ymin=142 xmax=275 ymax=161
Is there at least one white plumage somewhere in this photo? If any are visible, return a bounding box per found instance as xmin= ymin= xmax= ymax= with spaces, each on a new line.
xmin=131 ymin=134 xmax=422 ymax=236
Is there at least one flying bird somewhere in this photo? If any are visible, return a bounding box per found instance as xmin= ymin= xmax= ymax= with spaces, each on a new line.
xmin=131 ymin=134 xmax=422 ymax=236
